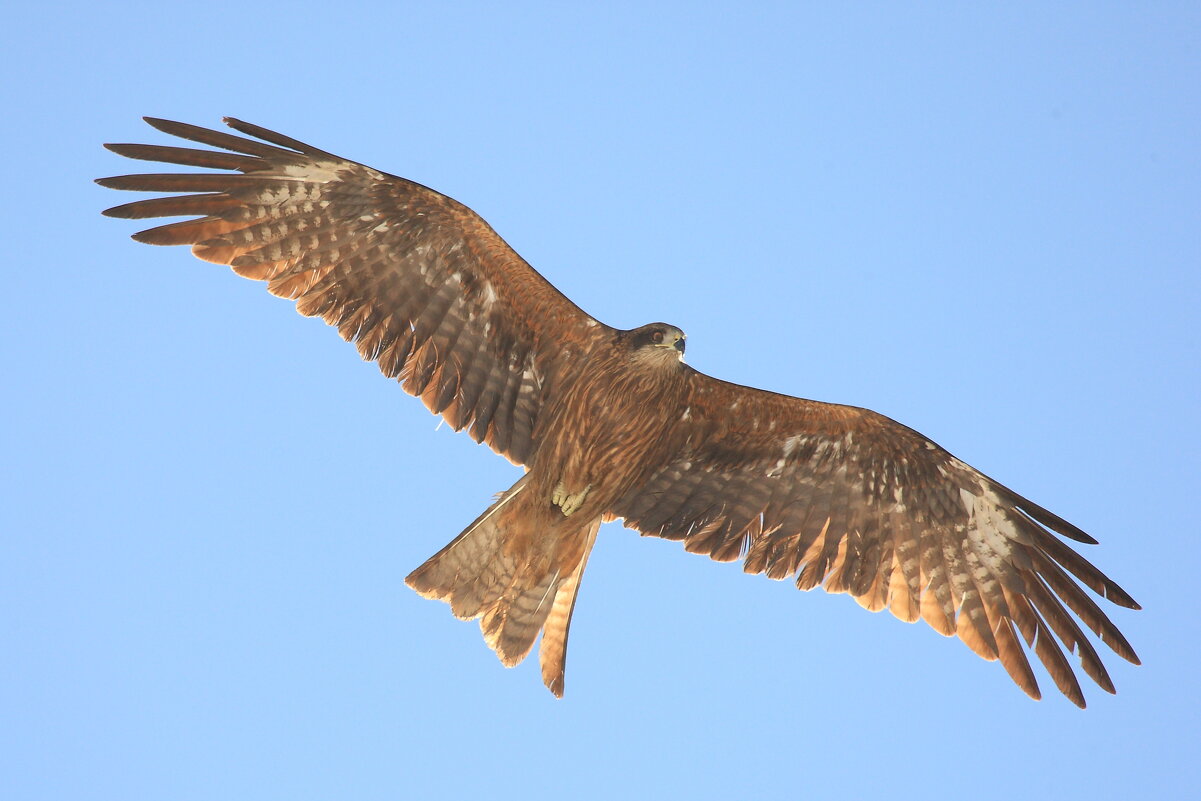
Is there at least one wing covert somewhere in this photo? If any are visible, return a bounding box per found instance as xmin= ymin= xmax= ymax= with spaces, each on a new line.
xmin=99 ymin=117 xmax=612 ymax=465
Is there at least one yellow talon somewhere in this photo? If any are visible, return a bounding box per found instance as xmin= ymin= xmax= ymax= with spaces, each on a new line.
xmin=552 ymin=482 xmax=591 ymax=517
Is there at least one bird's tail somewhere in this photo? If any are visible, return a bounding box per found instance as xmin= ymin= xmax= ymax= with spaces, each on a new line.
xmin=405 ymin=476 xmax=598 ymax=695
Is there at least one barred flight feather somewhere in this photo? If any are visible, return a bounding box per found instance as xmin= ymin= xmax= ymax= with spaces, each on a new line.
xmin=101 ymin=117 xmax=609 ymax=468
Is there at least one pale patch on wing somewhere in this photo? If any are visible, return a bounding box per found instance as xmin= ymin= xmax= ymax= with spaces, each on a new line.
xmin=958 ymin=487 xmax=977 ymax=517
xmin=278 ymin=160 xmax=346 ymax=183
xmin=958 ymin=485 xmax=1017 ymax=573
xmin=782 ymin=433 xmax=806 ymax=458
xmin=521 ymin=363 xmax=543 ymax=392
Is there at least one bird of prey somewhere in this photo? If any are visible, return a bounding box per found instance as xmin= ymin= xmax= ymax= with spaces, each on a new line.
xmin=99 ymin=117 xmax=1139 ymax=705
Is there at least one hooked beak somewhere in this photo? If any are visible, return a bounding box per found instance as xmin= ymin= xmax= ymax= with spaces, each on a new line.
xmin=674 ymin=335 xmax=686 ymax=354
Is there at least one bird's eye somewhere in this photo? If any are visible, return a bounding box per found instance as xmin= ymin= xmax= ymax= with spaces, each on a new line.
xmin=651 ymin=330 xmax=664 ymax=344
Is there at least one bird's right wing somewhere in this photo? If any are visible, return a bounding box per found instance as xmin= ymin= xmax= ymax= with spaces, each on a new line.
xmin=99 ymin=117 xmax=613 ymax=465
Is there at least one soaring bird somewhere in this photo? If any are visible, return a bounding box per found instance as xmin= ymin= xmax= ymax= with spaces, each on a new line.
xmin=99 ymin=117 xmax=1139 ymax=705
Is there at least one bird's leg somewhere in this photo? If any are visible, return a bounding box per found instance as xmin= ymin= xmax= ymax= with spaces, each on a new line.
xmin=552 ymin=482 xmax=592 ymax=517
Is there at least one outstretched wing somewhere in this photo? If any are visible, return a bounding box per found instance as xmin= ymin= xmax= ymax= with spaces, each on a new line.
xmin=612 ymin=370 xmax=1140 ymax=707
xmin=99 ymin=117 xmax=611 ymax=465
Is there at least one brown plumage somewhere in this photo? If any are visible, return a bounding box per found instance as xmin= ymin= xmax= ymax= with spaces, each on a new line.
xmin=99 ymin=117 xmax=1140 ymax=706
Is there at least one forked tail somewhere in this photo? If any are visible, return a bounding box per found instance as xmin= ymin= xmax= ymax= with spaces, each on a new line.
xmin=405 ymin=476 xmax=598 ymax=694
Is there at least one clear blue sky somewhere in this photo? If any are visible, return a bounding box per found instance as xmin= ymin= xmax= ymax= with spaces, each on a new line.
xmin=4 ymin=3 xmax=1198 ymax=799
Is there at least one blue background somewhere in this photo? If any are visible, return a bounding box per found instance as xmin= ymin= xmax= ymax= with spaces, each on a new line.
xmin=4 ymin=3 xmax=1197 ymax=799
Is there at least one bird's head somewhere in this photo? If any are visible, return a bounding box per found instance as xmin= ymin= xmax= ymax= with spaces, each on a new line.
xmin=625 ymin=323 xmax=686 ymax=365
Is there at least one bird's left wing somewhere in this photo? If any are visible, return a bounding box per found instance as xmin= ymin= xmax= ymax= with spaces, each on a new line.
xmin=99 ymin=117 xmax=612 ymax=466
xmin=611 ymin=370 xmax=1139 ymax=706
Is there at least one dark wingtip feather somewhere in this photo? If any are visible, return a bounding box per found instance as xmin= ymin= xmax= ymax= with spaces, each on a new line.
xmin=95 ymin=173 xmax=263 ymax=194
xmin=138 ymin=117 xmax=301 ymax=159
xmin=222 ymin=116 xmax=338 ymax=159
xmin=143 ymin=116 xmax=187 ymax=134
xmin=98 ymin=187 xmax=129 ymax=219
xmin=130 ymin=222 xmax=199 ymax=246
xmin=99 ymin=194 xmax=240 ymax=221
xmin=1014 ymin=495 xmax=1098 ymax=544
xmin=129 ymin=228 xmax=161 ymax=244
xmin=1081 ymin=650 xmax=1117 ymax=695
xmin=1105 ymin=583 xmax=1141 ymax=611
xmin=102 ymin=142 xmax=262 ymax=172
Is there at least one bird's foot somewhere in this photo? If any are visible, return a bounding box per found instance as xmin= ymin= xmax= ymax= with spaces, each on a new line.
xmin=552 ymin=482 xmax=592 ymax=517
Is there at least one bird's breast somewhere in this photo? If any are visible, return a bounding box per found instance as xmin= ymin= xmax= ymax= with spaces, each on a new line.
xmin=531 ymin=361 xmax=687 ymax=505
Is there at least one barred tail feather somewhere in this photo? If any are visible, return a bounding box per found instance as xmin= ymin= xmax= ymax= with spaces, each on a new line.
xmin=405 ymin=476 xmax=531 ymax=619
xmin=539 ymin=518 xmax=600 ymax=697
xmin=405 ymin=477 xmax=598 ymax=684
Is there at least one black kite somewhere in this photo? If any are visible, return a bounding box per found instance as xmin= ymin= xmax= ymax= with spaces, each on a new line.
xmin=98 ymin=118 xmax=1139 ymax=705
